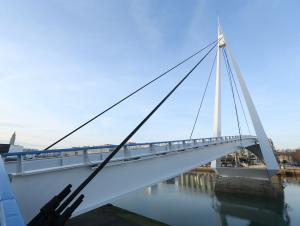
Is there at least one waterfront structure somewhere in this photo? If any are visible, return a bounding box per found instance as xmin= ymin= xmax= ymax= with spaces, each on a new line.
xmin=0 ymin=25 xmax=279 ymax=225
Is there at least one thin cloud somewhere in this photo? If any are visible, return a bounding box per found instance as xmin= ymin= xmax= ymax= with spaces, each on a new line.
xmin=0 ymin=121 xmax=25 ymax=128
xmin=128 ymin=0 xmax=163 ymax=48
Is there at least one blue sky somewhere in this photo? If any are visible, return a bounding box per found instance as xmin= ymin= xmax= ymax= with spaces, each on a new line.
xmin=0 ymin=0 xmax=299 ymax=149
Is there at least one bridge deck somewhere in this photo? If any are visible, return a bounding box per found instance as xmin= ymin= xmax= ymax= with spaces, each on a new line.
xmin=1 ymin=135 xmax=257 ymax=223
xmin=3 ymin=136 xmax=254 ymax=175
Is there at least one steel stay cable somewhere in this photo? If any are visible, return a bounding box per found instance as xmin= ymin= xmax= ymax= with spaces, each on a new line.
xmin=223 ymin=48 xmax=251 ymax=135
xmin=222 ymin=48 xmax=243 ymax=146
xmin=44 ymin=39 xmax=219 ymax=151
xmin=189 ymin=51 xmax=217 ymax=139
xmin=55 ymin=43 xmax=218 ymax=214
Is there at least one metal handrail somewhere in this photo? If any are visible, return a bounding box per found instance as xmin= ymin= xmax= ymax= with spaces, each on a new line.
xmin=1 ymin=135 xmax=255 ymax=157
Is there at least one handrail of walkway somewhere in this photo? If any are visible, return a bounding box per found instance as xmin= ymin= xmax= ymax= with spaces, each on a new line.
xmin=2 ymin=135 xmax=257 ymax=176
xmin=1 ymin=135 xmax=256 ymax=158
xmin=0 ymin=157 xmax=25 ymax=226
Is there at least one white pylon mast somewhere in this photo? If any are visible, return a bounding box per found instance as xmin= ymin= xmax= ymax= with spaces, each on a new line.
xmin=212 ymin=23 xmax=278 ymax=172
xmin=212 ymin=22 xmax=226 ymax=169
xmin=217 ymin=26 xmax=279 ymax=171
xmin=213 ymin=22 xmax=225 ymax=137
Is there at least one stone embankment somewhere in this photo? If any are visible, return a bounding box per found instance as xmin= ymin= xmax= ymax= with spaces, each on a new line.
xmin=195 ymin=166 xmax=300 ymax=176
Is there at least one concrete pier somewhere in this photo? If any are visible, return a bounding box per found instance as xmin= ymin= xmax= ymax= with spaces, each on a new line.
xmin=214 ymin=175 xmax=283 ymax=198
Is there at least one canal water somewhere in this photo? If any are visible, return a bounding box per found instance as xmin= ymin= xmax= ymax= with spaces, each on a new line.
xmin=113 ymin=171 xmax=300 ymax=226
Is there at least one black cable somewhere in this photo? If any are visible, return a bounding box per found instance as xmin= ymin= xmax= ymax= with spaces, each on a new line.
xmin=222 ymin=48 xmax=242 ymax=144
xmin=189 ymin=51 xmax=217 ymax=139
xmin=55 ymin=42 xmax=218 ymax=214
xmin=224 ymin=48 xmax=251 ymax=135
xmin=44 ymin=39 xmax=219 ymax=150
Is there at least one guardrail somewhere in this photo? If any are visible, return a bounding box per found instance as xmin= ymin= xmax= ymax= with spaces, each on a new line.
xmin=2 ymin=135 xmax=253 ymax=157
xmin=0 ymin=157 xmax=25 ymax=226
xmin=2 ymin=135 xmax=257 ymax=175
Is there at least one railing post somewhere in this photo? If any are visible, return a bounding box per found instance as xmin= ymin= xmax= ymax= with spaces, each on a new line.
xmin=124 ymin=145 xmax=131 ymax=159
xmin=16 ymin=155 xmax=23 ymax=174
xmin=150 ymin=143 xmax=156 ymax=153
xmin=83 ymin=150 xmax=90 ymax=165
xmin=59 ymin=152 xmax=64 ymax=166
xmin=168 ymin=142 xmax=172 ymax=151
xmin=193 ymin=139 xmax=197 ymax=146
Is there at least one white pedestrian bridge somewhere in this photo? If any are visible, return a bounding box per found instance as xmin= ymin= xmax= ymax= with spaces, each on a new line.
xmin=1 ymin=135 xmax=258 ymax=224
xmin=0 ymin=25 xmax=280 ymax=226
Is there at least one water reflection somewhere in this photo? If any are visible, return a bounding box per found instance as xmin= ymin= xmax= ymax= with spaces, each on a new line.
xmin=177 ymin=172 xmax=215 ymax=194
xmin=177 ymin=172 xmax=290 ymax=226
xmin=213 ymin=192 xmax=290 ymax=226
xmin=214 ymin=185 xmax=289 ymax=226
xmin=114 ymin=171 xmax=298 ymax=226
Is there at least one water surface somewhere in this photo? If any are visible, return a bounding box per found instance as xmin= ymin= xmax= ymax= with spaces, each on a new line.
xmin=113 ymin=171 xmax=300 ymax=226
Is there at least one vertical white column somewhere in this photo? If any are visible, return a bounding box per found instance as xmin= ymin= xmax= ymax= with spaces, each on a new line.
xmin=225 ymin=43 xmax=279 ymax=171
xmin=211 ymin=25 xmax=223 ymax=169
xmin=213 ymin=26 xmax=222 ymax=137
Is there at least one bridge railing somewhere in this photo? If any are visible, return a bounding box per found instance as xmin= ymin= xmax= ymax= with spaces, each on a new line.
xmin=0 ymin=157 xmax=25 ymax=225
xmin=2 ymin=135 xmax=256 ymax=175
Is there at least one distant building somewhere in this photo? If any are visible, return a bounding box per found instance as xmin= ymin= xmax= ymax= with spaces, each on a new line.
xmin=276 ymin=149 xmax=300 ymax=166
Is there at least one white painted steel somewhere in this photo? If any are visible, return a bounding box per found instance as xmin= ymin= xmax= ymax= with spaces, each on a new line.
xmin=212 ymin=24 xmax=225 ymax=169
xmin=4 ymin=136 xmax=256 ymax=223
xmin=213 ymin=24 xmax=222 ymax=137
xmin=224 ymin=38 xmax=279 ymax=171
